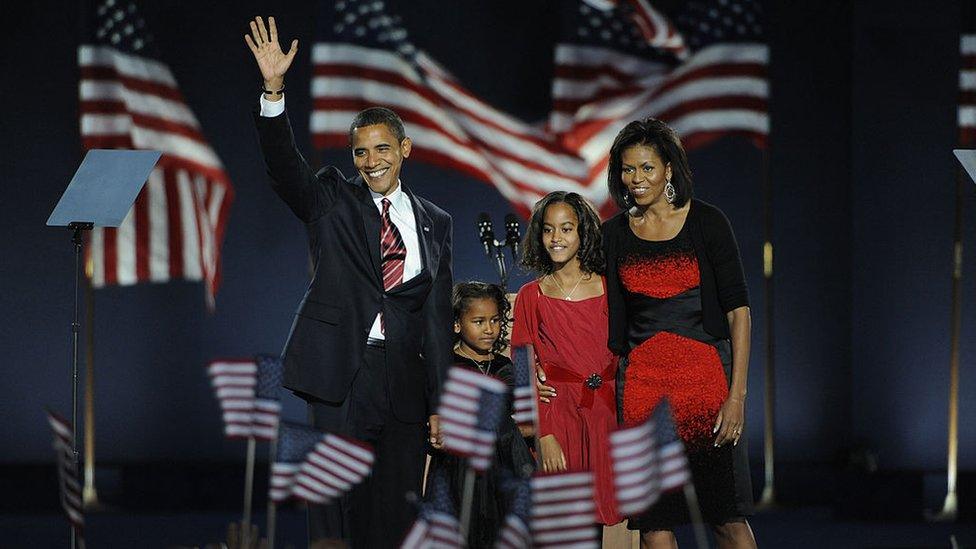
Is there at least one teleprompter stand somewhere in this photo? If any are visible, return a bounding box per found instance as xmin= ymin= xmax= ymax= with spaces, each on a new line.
xmin=47 ymin=149 xmax=160 ymax=548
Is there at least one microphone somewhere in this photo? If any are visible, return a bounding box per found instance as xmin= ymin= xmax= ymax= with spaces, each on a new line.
xmin=477 ymin=213 xmax=496 ymax=256
xmin=504 ymin=213 xmax=521 ymax=259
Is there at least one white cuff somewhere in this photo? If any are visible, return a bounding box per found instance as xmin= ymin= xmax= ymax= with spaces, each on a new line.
xmin=259 ymin=93 xmax=285 ymax=117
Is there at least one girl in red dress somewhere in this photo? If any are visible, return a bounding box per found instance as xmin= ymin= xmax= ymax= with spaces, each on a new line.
xmin=511 ymin=191 xmax=619 ymax=526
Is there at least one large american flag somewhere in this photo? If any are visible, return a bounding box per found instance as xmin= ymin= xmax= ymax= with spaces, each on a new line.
xmin=400 ymin=468 xmax=461 ymax=549
xmin=510 ymin=345 xmax=539 ymax=430
xmin=436 ymin=366 xmax=510 ymax=472
xmin=530 ymin=472 xmax=599 ymax=549
xmin=206 ymin=356 xmax=282 ymax=441
xmin=960 ymin=16 xmax=976 ymax=146
xmin=46 ymin=410 xmax=85 ymax=547
xmin=311 ymin=0 xmax=766 ymax=218
xmin=270 ymin=422 xmax=375 ymax=504
xmin=609 ymin=398 xmax=690 ymax=517
xmin=79 ymin=0 xmax=233 ymax=308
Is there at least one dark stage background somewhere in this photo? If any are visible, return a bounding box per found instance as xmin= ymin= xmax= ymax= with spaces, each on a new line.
xmin=3 ymin=0 xmax=975 ymax=509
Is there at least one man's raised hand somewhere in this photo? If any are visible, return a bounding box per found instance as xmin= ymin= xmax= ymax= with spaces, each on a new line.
xmin=244 ymin=16 xmax=298 ymax=92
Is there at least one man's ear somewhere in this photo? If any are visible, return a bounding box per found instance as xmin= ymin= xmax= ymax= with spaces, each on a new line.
xmin=453 ymin=321 xmax=460 ymax=334
xmin=400 ymin=137 xmax=413 ymax=158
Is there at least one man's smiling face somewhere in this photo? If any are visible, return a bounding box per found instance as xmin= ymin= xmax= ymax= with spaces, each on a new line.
xmin=351 ymin=123 xmax=412 ymax=196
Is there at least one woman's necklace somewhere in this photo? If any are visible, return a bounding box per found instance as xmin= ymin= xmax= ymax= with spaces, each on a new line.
xmin=458 ymin=345 xmax=494 ymax=375
xmin=549 ymin=272 xmax=585 ymax=301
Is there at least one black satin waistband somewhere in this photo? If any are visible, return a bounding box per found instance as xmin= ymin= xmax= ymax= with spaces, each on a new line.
xmin=626 ymin=287 xmax=731 ymax=364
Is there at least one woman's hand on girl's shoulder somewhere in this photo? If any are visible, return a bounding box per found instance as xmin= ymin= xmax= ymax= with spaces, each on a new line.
xmin=536 ymin=363 xmax=556 ymax=403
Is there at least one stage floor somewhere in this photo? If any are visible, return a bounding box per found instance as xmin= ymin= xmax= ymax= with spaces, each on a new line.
xmin=2 ymin=506 xmax=975 ymax=548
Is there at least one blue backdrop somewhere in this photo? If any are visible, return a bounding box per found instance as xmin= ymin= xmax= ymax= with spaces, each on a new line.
xmin=2 ymin=0 xmax=974 ymax=477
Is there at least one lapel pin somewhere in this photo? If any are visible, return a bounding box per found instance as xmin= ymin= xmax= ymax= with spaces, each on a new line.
xmin=423 ymin=226 xmax=430 ymax=232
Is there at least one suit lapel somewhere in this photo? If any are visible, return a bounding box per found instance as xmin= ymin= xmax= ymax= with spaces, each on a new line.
xmin=403 ymin=184 xmax=435 ymax=275
xmin=355 ymin=176 xmax=383 ymax=286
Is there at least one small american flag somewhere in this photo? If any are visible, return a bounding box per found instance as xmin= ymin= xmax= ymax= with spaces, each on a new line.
xmin=494 ymin=473 xmax=532 ymax=549
xmin=270 ymin=422 xmax=375 ymax=504
xmin=610 ymin=398 xmax=690 ymax=517
xmin=253 ymin=354 xmax=284 ymax=440
xmin=530 ymin=472 xmax=599 ymax=548
xmin=436 ymin=366 xmax=510 ymax=472
xmin=400 ymin=468 xmax=461 ymax=549
xmin=609 ymin=411 xmax=660 ymax=516
xmin=311 ymin=0 xmax=766 ymax=219
xmin=207 ymin=356 xmax=282 ymax=441
xmin=510 ymin=346 xmax=539 ymax=430
xmin=79 ymin=0 xmax=233 ymax=308
xmin=46 ymin=410 xmax=85 ymax=547
xmin=649 ymin=399 xmax=692 ymax=492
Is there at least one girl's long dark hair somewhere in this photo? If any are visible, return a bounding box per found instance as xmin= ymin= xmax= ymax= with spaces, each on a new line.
xmin=520 ymin=191 xmax=605 ymax=276
xmin=452 ymin=281 xmax=511 ymax=354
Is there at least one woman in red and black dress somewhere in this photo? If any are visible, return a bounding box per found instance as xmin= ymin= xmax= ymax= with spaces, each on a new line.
xmin=602 ymin=118 xmax=757 ymax=548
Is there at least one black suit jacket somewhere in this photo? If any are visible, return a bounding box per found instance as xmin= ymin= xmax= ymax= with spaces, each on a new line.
xmin=255 ymin=110 xmax=454 ymax=422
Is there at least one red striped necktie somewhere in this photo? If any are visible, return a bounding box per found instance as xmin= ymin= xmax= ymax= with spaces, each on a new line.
xmin=380 ymin=198 xmax=406 ymax=332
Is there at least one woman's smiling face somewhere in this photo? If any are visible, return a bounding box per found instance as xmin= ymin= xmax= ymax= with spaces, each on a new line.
xmin=621 ymin=144 xmax=672 ymax=207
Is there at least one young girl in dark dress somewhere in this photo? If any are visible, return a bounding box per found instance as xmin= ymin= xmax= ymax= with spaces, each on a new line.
xmin=427 ymin=282 xmax=534 ymax=548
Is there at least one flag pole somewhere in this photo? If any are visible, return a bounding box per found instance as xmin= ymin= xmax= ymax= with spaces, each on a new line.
xmin=934 ymin=5 xmax=974 ymax=520
xmin=68 ymin=223 xmax=92 ymax=549
xmin=682 ymin=484 xmax=710 ymax=549
xmin=242 ymin=436 xmax=257 ymax=545
xmin=934 ymin=168 xmax=965 ymax=522
xmin=757 ymin=147 xmax=777 ymax=509
xmin=458 ymin=466 xmax=476 ymax=545
xmin=82 ymin=264 xmax=99 ymax=507
xmin=527 ymin=344 xmax=543 ymax=463
xmin=266 ymin=437 xmax=278 ymax=549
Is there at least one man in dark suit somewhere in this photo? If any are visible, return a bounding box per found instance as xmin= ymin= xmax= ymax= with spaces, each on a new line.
xmin=245 ymin=16 xmax=452 ymax=548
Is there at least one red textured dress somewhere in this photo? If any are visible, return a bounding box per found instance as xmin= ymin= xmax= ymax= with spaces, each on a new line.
xmin=617 ymin=222 xmax=752 ymax=530
xmin=511 ymin=278 xmax=619 ymax=525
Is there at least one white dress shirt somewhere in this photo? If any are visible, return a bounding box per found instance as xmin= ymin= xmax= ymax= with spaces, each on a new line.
xmin=260 ymin=95 xmax=421 ymax=340
xmin=259 ymin=94 xmax=285 ymax=117
xmin=366 ymin=184 xmax=422 ymax=339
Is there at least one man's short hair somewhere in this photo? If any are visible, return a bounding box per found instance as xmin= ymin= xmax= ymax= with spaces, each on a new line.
xmin=348 ymin=107 xmax=406 ymax=144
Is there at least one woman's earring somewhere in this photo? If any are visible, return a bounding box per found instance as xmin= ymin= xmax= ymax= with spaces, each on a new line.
xmin=664 ymin=178 xmax=676 ymax=204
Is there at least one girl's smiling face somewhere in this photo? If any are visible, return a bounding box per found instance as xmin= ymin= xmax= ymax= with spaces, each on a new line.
xmin=541 ymin=202 xmax=581 ymax=267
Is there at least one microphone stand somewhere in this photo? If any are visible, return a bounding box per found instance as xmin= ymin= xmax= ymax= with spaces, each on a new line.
xmin=492 ymin=240 xmax=509 ymax=290
xmin=477 ymin=213 xmax=522 ymax=291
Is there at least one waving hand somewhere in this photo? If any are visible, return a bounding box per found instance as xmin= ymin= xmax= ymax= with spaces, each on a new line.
xmin=244 ymin=16 xmax=298 ymax=91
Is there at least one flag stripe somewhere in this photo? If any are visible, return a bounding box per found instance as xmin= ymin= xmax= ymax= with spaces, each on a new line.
xmin=47 ymin=410 xmax=84 ymax=542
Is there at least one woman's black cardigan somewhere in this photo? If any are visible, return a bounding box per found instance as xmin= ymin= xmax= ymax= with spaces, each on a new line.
xmin=602 ymin=199 xmax=750 ymax=356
